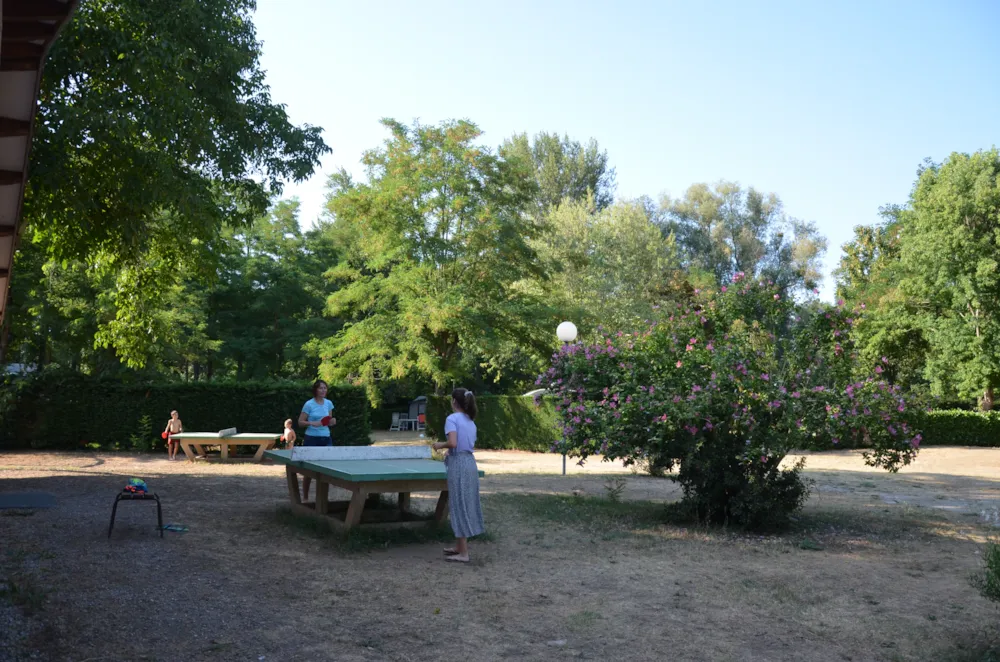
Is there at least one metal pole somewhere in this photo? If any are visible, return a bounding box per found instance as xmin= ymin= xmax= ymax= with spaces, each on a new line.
xmin=562 ymin=453 xmax=566 ymax=476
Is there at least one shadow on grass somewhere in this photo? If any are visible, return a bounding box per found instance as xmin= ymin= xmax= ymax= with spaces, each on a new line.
xmin=273 ymin=506 xmax=494 ymax=553
xmin=490 ymin=492 xmax=977 ymax=550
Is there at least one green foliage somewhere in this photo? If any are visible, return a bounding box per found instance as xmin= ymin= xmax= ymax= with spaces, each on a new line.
xmin=500 ymin=132 xmax=616 ymax=214
xmin=316 ymin=119 xmax=561 ymax=403
xmin=910 ymin=409 xmax=1000 ymax=447
xmin=661 ymin=181 xmax=828 ymax=296
xmin=128 ymin=414 xmax=154 ymax=452
xmin=25 ymin=0 xmax=328 ymax=367
xmin=0 ymin=370 xmax=370 ymax=450
xmin=425 ymin=396 xmax=559 ymax=452
xmin=971 ymin=542 xmax=1000 ymax=604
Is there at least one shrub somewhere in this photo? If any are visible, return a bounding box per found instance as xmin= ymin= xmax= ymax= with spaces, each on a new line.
xmin=426 ymin=395 xmax=559 ymax=452
xmin=537 ymin=276 xmax=921 ymax=530
xmin=911 ymin=410 xmax=1000 ymax=447
xmin=972 ymin=542 xmax=1000 ymax=603
xmin=0 ymin=370 xmax=371 ymax=449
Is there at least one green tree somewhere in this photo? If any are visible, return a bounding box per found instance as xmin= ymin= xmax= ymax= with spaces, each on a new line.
xmin=317 ymin=119 xmax=560 ymax=403
xmin=23 ymin=0 xmax=329 ymax=367
xmin=500 ymin=132 xmax=616 ymax=215
xmin=895 ymin=150 xmax=1000 ymax=409
xmin=661 ymin=182 xmax=827 ymax=295
xmin=536 ymin=197 xmax=683 ymax=332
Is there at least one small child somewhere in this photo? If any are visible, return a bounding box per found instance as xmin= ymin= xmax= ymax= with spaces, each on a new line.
xmin=281 ymin=418 xmax=296 ymax=449
xmin=164 ymin=410 xmax=182 ymax=461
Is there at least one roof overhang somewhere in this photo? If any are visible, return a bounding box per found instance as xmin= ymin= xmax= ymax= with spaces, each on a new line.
xmin=0 ymin=0 xmax=78 ymax=329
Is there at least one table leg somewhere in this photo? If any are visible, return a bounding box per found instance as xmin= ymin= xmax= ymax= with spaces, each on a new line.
xmin=180 ymin=443 xmax=195 ymax=462
xmin=285 ymin=466 xmax=301 ymax=505
xmin=156 ymin=496 xmax=163 ymax=538
xmin=253 ymin=442 xmax=268 ymax=462
xmin=316 ymin=480 xmax=330 ymax=515
xmin=344 ymin=488 xmax=367 ymax=530
xmin=194 ymin=444 xmax=207 ymax=458
xmin=108 ymin=495 xmax=121 ymax=538
xmin=220 ymin=442 xmax=229 ymax=461
xmin=398 ymin=492 xmax=411 ymax=513
xmin=434 ymin=491 xmax=449 ymax=522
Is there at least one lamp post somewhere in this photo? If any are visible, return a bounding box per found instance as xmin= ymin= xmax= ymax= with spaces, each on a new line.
xmin=556 ymin=321 xmax=577 ymax=475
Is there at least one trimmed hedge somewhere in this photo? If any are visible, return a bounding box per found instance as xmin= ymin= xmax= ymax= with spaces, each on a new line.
xmin=911 ymin=409 xmax=1000 ymax=447
xmin=426 ymin=395 xmax=559 ymax=452
xmin=0 ymin=370 xmax=370 ymax=450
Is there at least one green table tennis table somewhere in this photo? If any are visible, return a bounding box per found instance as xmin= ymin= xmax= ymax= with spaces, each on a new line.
xmin=265 ymin=446 xmax=484 ymax=531
xmin=171 ymin=432 xmax=281 ymax=462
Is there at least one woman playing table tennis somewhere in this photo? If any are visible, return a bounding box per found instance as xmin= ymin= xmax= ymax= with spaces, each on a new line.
xmin=431 ymin=388 xmax=485 ymax=563
xmin=298 ymin=379 xmax=336 ymax=500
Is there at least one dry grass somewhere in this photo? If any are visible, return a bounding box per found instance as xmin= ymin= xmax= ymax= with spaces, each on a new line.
xmin=1 ymin=446 xmax=1000 ymax=661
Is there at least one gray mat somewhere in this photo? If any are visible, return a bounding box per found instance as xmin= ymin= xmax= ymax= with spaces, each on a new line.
xmin=0 ymin=492 xmax=57 ymax=509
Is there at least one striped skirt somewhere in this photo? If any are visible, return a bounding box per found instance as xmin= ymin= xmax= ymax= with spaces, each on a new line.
xmin=446 ymin=452 xmax=485 ymax=538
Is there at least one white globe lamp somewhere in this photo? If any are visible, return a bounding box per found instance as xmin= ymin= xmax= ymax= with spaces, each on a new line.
xmin=556 ymin=321 xmax=578 ymax=344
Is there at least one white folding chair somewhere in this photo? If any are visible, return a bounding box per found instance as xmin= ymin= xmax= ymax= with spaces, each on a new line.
xmin=389 ymin=412 xmax=401 ymax=432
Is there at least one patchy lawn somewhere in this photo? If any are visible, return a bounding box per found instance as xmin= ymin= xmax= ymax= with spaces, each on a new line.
xmin=1 ymin=447 xmax=999 ymax=661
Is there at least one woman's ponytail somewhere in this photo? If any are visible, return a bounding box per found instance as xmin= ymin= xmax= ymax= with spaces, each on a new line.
xmin=452 ymin=388 xmax=478 ymax=420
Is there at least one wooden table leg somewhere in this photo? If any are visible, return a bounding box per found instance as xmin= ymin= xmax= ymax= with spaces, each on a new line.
xmin=285 ymin=466 xmax=301 ymax=505
xmin=434 ymin=491 xmax=450 ymax=522
xmin=398 ymin=492 xmax=411 ymax=513
xmin=316 ymin=480 xmax=330 ymax=515
xmin=180 ymin=443 xmax=195 ymax=462
xmin=344 ymin=488 xmax=367 ymax=530
xmin=220 ymin=442 xmax=229 ymax=461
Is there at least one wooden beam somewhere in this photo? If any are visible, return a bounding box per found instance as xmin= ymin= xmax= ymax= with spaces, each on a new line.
xmin=1 ymin=22 xmax=58 ymax=42
xmin=0 ymin=58 xmax=41 ymax=72
xmin=0 ymin=269 xmax=9 ymax=279
xmin=2 ymin=0 xmax=73 ymax=21
xmin=0 ymin=42 xmax=45 ymax=58
xmin=0 ymin=118 xmax=31 ymax=138
xmin=0 ymin=171 xmax=24 ymax=186
xmin=0 ymin=227 xmax=16 ymax=238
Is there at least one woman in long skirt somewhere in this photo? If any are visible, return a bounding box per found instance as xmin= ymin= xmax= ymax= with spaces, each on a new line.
xmin=432 ymin=388 xmax=485 ymax=563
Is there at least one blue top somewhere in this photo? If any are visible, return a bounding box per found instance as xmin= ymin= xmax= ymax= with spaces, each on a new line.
xmin=444 ymin=413 xmax=477 ymax=453
xmin=302 ymin=398 xmax=334 ymax=437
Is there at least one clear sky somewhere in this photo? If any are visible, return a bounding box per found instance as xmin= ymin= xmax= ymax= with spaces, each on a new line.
xmin=254 ymin=0 xmax=999 ymax=299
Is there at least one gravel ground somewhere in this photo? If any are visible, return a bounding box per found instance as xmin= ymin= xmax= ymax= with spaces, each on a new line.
xmin=1 ymin=446 xmax=999 ymax=661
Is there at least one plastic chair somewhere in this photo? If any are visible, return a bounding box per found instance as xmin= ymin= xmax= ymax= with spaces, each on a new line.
xmin=389 ymin=412 xmax=401 ymax=431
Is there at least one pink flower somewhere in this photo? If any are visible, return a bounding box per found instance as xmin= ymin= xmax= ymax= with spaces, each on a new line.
xmin=910 ymin=434 xmax=922 ymax=448
xmin=774 ymin=294 xmax=780 ymax=300
xmin=813 ymin=288 xmax=819 ymax=294
xmin=676 ymin=361 xmax=683 ymax=368
xmin=706 ymin=342 xmax=714 ymax=351
xmin=761 ymin=373 xmax=770 ymax=381
xmin=832 ymin=438 xmax=840 ymax=444
xmin=721 ymin=286 xmax=728 ymax=292
xmin=875 ymin=366 xmax=883 ymax=374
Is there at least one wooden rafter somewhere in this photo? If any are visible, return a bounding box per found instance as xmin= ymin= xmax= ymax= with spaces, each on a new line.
xmin=0 ymin=171 xmax=24 ymax=186
xmin=2 ymin=0 xmax=74 ymax=21
xmin=1 ymin=22 xmax=59 ymax=42
xmin=0 ymin=118 xmax=31 ymax=137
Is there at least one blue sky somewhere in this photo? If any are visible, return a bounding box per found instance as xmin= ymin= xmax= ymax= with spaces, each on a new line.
xmin=254 ymin=0 xmax=999 ymax=299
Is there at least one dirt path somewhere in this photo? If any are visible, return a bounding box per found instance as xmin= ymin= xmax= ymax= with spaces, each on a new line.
xmin=1 ymin=447 xmax=998 ymax=661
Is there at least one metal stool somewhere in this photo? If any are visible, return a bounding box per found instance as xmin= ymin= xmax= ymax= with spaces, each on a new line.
xmin=108 ymin=492 xmax=163 ymax=538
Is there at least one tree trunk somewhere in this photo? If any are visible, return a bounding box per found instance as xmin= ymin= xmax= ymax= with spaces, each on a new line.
xmin=981 ymin=386 xmax=994 ymax=412
xmin=207 ymin=358 xmax=214 ymax=381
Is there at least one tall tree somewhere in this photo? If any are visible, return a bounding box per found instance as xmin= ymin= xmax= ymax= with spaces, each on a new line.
xmin=895 ymin=150 xmax=1000 ymax=409
xmin=318 ymin=119 xmax=559 ymax=403
xmin=501 ymin=132 xmax=616 ymax=215
xmin=536 ymin=197 xmax=683 ymax=332
xmin=661 ymin=182 xmax=827 ymax=295
xmin=23 ymin=0 xmax=329 ymax=367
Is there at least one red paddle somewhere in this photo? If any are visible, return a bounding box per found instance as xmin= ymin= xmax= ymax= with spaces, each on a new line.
xmin=320 ymin=416 xmax=332 ymax=426
xmin=161 ymin=432 xmax=169 ymax=439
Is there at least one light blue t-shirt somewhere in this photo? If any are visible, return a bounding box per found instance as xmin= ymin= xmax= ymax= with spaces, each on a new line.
xmin=302 ymin=398 xmax=334 ymax=437
xmin=444 ymin=413 xmax=477 ymax=453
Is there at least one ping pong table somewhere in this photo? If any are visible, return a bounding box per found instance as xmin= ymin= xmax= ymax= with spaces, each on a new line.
xmin=171 ymin=432 xmax=281 ymax=462
xmin=265 ymin=446 xmax=484 ymax=531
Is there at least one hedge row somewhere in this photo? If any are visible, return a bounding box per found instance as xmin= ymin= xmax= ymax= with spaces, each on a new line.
xmin=426 ymin=395 xmax=559 ymax=452
xmin=911 ymin=409 xmax=1000 ymax=447
xmin=0 ymin=370 xmax=371 ymax=450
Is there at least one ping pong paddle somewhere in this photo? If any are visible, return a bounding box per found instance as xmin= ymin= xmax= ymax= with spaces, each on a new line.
xmin=320 ymin=416 xmax=332 ymax=426
xmin=161 ymin=432 xmax=169 ymax=439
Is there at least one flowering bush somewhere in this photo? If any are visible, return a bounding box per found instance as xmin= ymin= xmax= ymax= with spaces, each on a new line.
xmin=537 ymin=275 xmax=921 ymax=529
